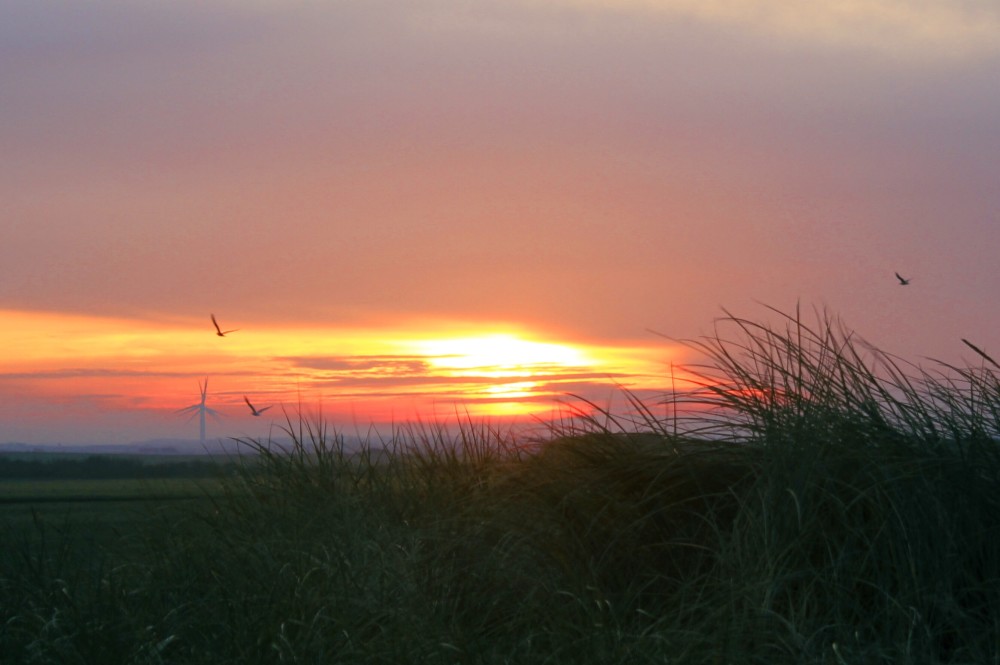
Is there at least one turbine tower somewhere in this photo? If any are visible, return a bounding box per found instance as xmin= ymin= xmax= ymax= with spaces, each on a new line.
xmin=176 ymin=378 xmax=222 ymax=444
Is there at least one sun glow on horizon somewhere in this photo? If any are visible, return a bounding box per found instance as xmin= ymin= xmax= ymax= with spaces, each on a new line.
xmin=0 ymin=309 xmax=686 ymax=442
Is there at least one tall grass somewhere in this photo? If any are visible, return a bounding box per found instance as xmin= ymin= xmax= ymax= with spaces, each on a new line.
xmin=2 ymin=305 xmax=999 ymax=663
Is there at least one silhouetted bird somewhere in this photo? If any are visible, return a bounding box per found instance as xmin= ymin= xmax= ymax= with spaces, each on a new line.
xmin=244 ymin=396 xmax=272 ymax=417
xmin=211 ymin=314 xmax=239 ymax=337
xmin=895 ymin=272 xmax=911 ymax=286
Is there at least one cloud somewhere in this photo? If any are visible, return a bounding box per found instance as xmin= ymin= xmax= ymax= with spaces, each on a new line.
xmin=281 ymin=355 xmax=433 ymax=374
xmin=0 ymin=368 xmax=186 ymax=381
xmin=271 ymin=352 xmax=645 ymax=408
xmin=564 ymin=0 xmax=1000 ymax=59
xmin=304 ymin=371 xmax=631 ymax=390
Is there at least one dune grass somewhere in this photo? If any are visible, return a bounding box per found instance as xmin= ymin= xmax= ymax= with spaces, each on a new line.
xmin=1 ymin=305 xmax=999 ymax=664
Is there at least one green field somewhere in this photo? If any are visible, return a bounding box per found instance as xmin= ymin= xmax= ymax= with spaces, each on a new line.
xmin=0 ymin=476 xmax=223 ymax=545
xmin=2 ymin=307 xmax=999 ymax=664
xmin=0 ymin=477 xmax=219 ymax=501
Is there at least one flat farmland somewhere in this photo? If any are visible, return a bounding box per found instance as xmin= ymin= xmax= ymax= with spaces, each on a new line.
xmin=0 ymin=476 xmax=222 ymax=503
xmin=0 ymin=455 xmax=235 ymax=554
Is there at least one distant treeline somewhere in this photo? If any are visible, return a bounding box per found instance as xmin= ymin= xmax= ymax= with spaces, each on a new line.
xmin=0 ymin=455 xmax=238 ymax=480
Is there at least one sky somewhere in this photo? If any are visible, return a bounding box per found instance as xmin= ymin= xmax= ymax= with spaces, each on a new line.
xmin=1 ymin=0 xmax=999 ymax=445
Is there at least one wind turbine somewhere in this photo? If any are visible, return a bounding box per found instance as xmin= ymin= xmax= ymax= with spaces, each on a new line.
xmin=176 ymin=378 xmax=222 ymax=444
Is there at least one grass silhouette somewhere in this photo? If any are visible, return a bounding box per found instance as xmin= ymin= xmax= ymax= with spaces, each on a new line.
xmin=2 ymin=305 xmax=999 ymax=663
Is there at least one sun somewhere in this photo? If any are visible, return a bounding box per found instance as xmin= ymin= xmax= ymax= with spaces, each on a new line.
xmin=412 ymin=333 xmax=591 ymax=378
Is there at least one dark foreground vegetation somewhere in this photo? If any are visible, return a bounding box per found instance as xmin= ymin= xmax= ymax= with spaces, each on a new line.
xmin=2 ymin=307 xmax=999 ymax=664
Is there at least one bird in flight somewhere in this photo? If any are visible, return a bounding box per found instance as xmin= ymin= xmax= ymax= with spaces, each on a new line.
xmin=211 ymin=314 xmax=239 ymax=337
xmin=244 ymin=396 xmax=272 ymax=417
xmin=895 ymin=272 xmax=911 ymax=286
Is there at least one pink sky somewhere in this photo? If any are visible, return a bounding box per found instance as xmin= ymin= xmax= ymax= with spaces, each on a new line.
xmin=1 ymin=1 xmax=999 ymax=444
